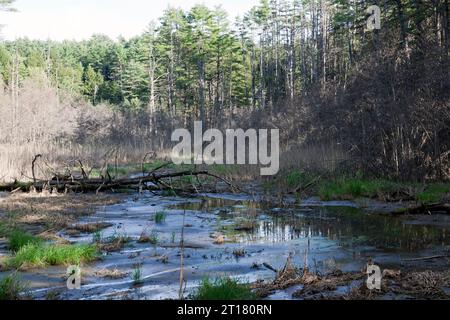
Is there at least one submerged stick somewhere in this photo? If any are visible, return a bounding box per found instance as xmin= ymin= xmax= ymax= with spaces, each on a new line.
xmin=179 ymin=209 xmax=186 ymax=300
xmin=403 ymin=254 xmax=450 ymax=262
xmin=263 ymin=263 xmax=278 ymax=273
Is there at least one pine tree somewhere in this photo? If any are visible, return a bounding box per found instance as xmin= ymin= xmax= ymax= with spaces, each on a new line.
xmin=84 ymin=65 xmax=104 ymax=105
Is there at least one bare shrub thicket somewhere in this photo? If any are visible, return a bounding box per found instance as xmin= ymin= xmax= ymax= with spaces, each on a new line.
xmin=237 ymin=37 xmax=450 ymax=181
xmin=0 ymin=73 xmax=77 ymax=145
xmin=306 ymin=44 xmax=450 ymax=181
xmin=0 ymin=73 xmax=178 ymax=182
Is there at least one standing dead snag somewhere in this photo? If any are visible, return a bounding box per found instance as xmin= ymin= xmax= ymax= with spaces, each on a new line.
xmin=77 ymin=160 xmax=88 ymax=180
xmin=31 ymin=154 xmax=42 ymax=186
xmin=179 ymin=209 xmax=187 ymax=300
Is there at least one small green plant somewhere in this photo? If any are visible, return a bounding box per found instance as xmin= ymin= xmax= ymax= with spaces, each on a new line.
xmin=7 ymin=243 xmax=99 ymax=269
xmin=154 ymin=211 xmax=166 ymax=224
xmin=285 ymin=170 xmax=305 ymax=188
xmin=192 ymin=277 xmax=257 ymax=300
xmin=149 ymin=230 xmax=159 ymax=245
xmin=0 ymin=274 xmax=27 ymax=300
xmin=132 ymin=265 xmax=142 ymax=285
xmin=8 ymin=230 xmax=42 ymax=252
xmin=417 ymin=183 xmax=450 ymax=203
xmin=105 ymin=231 xmax=131 ymax=244
xmin=92 ymin=231 xmax=102 ymax=243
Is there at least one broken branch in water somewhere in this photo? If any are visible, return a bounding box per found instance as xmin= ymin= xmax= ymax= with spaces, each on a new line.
xmin=393 ymin=203 xmax=450 ymax=215
xmin=263 ymin=263 xmax=278 ymax=273
xmin=403 ymin=254 xmax=450 ymax=262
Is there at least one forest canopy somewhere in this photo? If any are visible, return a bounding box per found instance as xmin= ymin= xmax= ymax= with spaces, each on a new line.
xmin=2 ymin=1 xmax=446 ymax=113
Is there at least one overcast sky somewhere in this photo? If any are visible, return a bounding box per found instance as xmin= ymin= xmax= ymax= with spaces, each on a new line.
xmin=0 ymin=0 xmax=259 ymax=41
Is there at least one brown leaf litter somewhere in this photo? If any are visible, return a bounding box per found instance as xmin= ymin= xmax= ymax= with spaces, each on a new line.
xmin=0 ymin=192 xmax=123 ymax=238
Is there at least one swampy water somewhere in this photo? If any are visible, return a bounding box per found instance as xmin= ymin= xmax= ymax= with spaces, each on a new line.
xmin=3 ymin=192 xmax=450 ymax=300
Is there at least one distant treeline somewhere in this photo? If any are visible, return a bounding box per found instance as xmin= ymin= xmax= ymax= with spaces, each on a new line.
xmin=0 ymin=1 xmax=446 ymax=116
xmin=0 ymin=0 xmax=449 ymax=181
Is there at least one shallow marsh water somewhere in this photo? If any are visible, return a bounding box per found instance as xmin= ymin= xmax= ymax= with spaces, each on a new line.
xmin=1 ymin=192 xmax=450 ymax=300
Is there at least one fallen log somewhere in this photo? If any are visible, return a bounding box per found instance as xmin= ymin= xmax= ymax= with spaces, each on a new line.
xmin=0 ymin=181 xmax=31 ymax=193
xmin=392 ymin=202 xmax=450 ymax=215
xmin=0 ymin=154 xmax=246 ymax=195
xmin=0 ymin=168 xmax=244 ymax=196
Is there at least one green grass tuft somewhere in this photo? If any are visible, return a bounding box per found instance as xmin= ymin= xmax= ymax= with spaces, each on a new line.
xmin=285 ymin=169 xmax=306 ymax=188
xmin=318 ymin=178 xmax=397 ymax=200
xmin=148 ymin=230 xmax=159 ymax=245
xmin=7 ymin=243 xmax=99 ymax=269
xmin=92 ymin=231 xmax=102 ymax=243
xmin=0 ymin=274 xmax=27 ymax=300
xmin=192 ymin=277 xmax=257 ymax=300
xmin=8 ymin=230 xmax=42 ymax=252
xmin=154 ymin=211 xmax=166 ymax=224
xmin=132 ymin=265 xmax=142 ymax=284
xmin=417 ymin=183 xmax=450 ymax=203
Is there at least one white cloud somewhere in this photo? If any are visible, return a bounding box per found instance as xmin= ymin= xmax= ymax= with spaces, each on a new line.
xmin=0 ymin=0 xmax=258 ymax=41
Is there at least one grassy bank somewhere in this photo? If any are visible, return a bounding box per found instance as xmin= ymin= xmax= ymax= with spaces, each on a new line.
xmin=0 ymin=194 xmax=118 ymax=270
xmin=264 ymin=169 xmax=449 ymax=203
xmin=1 ymin=227 xmax=98 ymax=270
xmin=6 ymin=243 xmax=99 ymax=270
xmin=317 ymin=179 xmax=449 ymax=203
xmin=317 ymin=178 xmax=399 ymax=201
xmin=90 ymin=162 xmax=450 ymax=204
